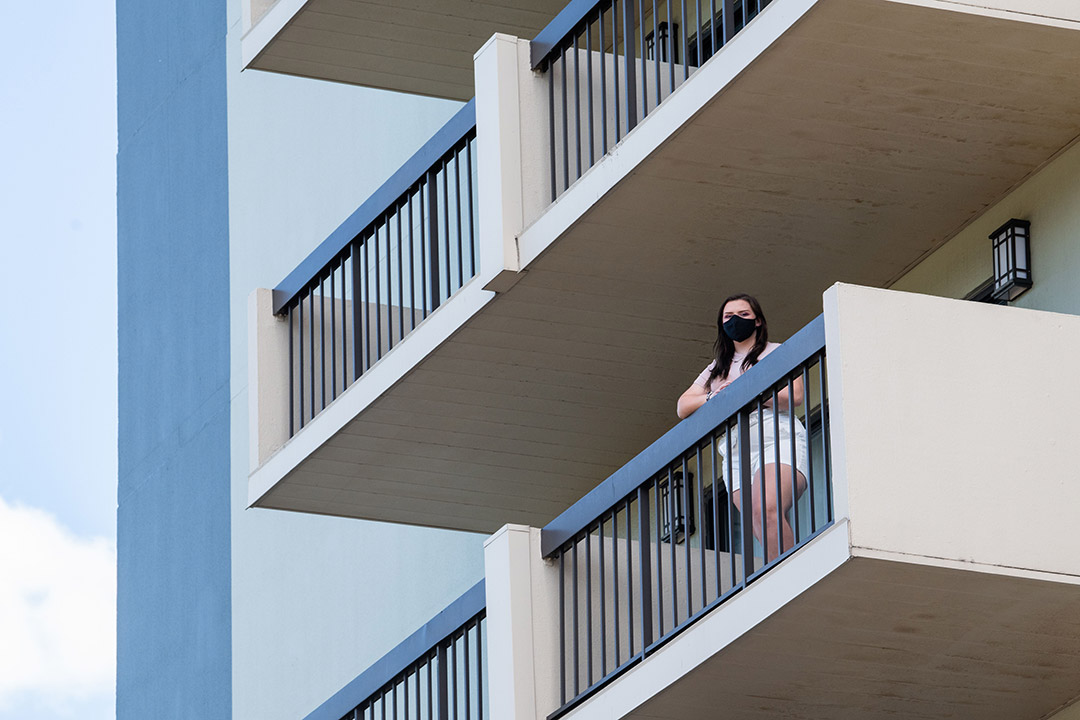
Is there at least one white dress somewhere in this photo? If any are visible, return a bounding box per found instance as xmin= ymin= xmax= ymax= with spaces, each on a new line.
xmin=694 ymin=344 xmax=809 ymax=493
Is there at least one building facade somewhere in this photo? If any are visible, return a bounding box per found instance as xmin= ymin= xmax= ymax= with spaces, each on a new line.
xmin=118 ymin=1 xmax=1080 ymax=719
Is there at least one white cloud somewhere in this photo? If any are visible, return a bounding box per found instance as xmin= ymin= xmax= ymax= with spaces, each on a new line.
xmin=0 ymin=495 xmax=115 ymax=717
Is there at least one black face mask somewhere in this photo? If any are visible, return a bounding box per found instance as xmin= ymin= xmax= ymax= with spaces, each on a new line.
xmin=723 ymin=315 xmax=758 ymax=342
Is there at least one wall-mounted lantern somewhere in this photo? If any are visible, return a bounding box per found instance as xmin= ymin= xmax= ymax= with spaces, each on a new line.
xmin=990 ymin=219 xmax=1032 ymax=302
xmin=660 ymin=470 xmax=694 ymax=544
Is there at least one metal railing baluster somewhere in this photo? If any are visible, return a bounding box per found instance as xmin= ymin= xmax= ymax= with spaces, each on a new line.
xmin=561 ymin=45 xmax=570 ymax=193
xmin=454 ymin=150 xmax=463 ymax=290
xmin=626 ymin=495 xmax=634 ymax=657
xmin=696 ymin=442 xmax=706 ymax=609
xmin=586 ymin=19 xmax=594 ymax=167
xmin=681 ymin=455 xmax=692 ymax=622
xmin=548 ymin=61 xmax=557 ymax=201
xmin=351 ymin=246 xmax=362 ymax=381
xmin=288 ymin=305 xmax=295 ymax=435
xmin=573 ymin=30 xmax=582 ymax=181
xmin=821 ymin=354 xmax=833 ymax=523
xmin=666 ymin=0 xmax=674 ymax=95
xmin=308 ymin=289 xmax=316 ymax=421
xmin=726 ymin=423 xmax=736 ymax=588
xmin=397 ymin=205 xmax=404 ymax=345
xmin=598 ymin=517 xmax=606 ymax=677
xmin=738 ymin=408 xmax=754 ymax=583
xmin=362 ymin=235 xmax=371 ymax=372
xmin=712 ymin=432 xmax=722 ymax=595
xmin=805 ymin=363 xmax=816 ymax=532
xmin=624 ymin=0 xmax=638 ymax=132
xmin=330 ymin=266 xmax=336 ymax=400
xmin=374 ymin=224 xmax=382 ymax=360
xmin=611 ymin=507 xmax=620 ymax=666
xmin=654 ymin=479 xmax=663 ymax=638
xmin=466 ymin=140 xmax=476 ymax=279
xmin=695 ymin=0 xmax=702 ymax=66
xmin=436 ymin=642 xmax=449 ymax=720
xmin=778 ymin=386 xmax=788 ymax=554
xmin=652 ymin=0 xmax=660 ymax=112
xmin=612 ymin=0 xmax=621 ymax=141
xmin=599 ymin=9 xmax=607 ymax=155
xmin=319 ymin=275 xmax=325 ymax=411
xmin=463 ymin=625 xmax=470 ymax=720
xmin=476 ymin=619 xmax=484 ymax=720
xmin=572 ymin=538 xmax=580 ymax=698
xmin=635 ymin=0 xmax=643 ymax=115
xmin=558 ymin=549 xmax=566 ymax=704
xmin=441 ymin=161 xmax=450 ymax=304
xmin=637 ymin=485 xmax=652 ymax=654
xmin=585 ymin=527 xmax=593 ymax=686
xmin=666 ymin=466 xmax=677 ymax=629
xmin=683 ymin=0 xmax=689 ymax=80
xmin=789 ymin=375 xmax=800 ymax=542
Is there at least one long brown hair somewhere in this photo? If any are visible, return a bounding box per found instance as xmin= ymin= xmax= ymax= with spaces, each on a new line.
xmin=706 ymin=293 xmax=769 ymax=388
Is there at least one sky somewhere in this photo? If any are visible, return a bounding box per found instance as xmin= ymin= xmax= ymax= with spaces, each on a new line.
xmin=0 ymin=2 xmax=118 ymax=719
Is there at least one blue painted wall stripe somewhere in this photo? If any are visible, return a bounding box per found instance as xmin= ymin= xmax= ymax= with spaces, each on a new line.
xmin=116 ymin=0 xmax=232 ymax=717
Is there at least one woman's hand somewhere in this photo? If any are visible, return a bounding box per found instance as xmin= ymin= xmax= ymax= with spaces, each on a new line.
xmin=677 ymin=384 xmax=707 ymax=418
xmin=677 ymin=380 xmax=731 ymax=419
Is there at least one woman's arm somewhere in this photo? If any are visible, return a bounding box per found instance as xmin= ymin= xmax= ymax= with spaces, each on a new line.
xmin=678 ymin=379 xmax=732 ymax=418
xmin=767 ymin=374 xmax=804 ymax=411
xmin=677 ymin=384 xmax=708 ymax=419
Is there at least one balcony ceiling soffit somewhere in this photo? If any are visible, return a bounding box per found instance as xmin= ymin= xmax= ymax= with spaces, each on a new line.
xmin=246 ymin=0 xmax=570 ymax=99
xmin=624 ymin=558 xmax=1080 ymax=720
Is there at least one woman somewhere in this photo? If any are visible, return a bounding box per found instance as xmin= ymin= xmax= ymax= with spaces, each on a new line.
xmin=677 ymin=294 xmax=808 ymax=563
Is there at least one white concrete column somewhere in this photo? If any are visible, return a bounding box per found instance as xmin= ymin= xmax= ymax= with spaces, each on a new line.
xmin=247 ymin=287 xmax=291 ymax=471
xmin=473 ymin=34 xmax=551 ymax=293
xmin=484 ymin=524 xmax=561 ymax=720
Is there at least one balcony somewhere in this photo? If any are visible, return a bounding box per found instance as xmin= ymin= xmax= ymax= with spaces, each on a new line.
xmin=298 ymin=285 xmax=1080 ymax=720
xmin=247 ymin=0 xmax=1080 ymax=531
xmin=482 ymin=284 xmax=1080 ymax=720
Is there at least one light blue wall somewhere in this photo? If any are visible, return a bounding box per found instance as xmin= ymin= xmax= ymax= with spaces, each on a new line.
xmin=116 ymin=0 xmax=231 ymax=717
xmin=224 ymin=39 xmax=487 ymax=717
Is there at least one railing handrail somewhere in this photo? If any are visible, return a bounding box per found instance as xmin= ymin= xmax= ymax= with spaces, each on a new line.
xmin=530 ymin=0 xmax=605 ymax=69
xmin=540 ymin=313 xmax=826 ymax=557
xmin=273 ymin=99 xmax=477 ymax=315
xmin=302 ymin=579 xmax=486 ymax=720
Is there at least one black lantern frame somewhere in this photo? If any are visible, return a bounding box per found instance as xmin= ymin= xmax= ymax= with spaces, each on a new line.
xmin=659 ymin=470 xmax=694 ymax=544
xmin=990 ymin=218 xmax=1032 ymax=302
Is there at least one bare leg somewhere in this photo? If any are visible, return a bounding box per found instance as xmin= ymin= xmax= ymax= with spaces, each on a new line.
xmin=732 ymin=464 xmax=807 ymax=563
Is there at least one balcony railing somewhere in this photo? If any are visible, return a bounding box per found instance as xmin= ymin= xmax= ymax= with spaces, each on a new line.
xmin=273 ymin=100 xmax=479 ymax=437
xmin=303 ymin=581 xmax=487 ymax=720
xmin=532 ymin=0 xmax=769 ymax=199
xmin=540 ymin=314 xmax=832 ymax=716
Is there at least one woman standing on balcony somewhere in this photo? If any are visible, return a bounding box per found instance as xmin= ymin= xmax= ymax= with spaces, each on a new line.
xmin=676 ymin=294 xmax=808 ymax=563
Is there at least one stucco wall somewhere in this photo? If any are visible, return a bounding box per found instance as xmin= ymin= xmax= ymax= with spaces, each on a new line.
xmin=892 ymin=138 xmax=1080 ymax=316
xmin=116 ymin=1 xmax=232 ymax=718
xmin=224 ymin=6 xmax=487 ymax=720
xmin=825 ymin=283 xmax=1080 ymax=578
